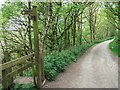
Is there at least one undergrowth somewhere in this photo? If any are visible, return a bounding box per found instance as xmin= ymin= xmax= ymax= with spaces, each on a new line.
xmin=109 ymin=38 xmax=120 ymax=57
xmin=12 ymin=82 xmax=35 ymax=89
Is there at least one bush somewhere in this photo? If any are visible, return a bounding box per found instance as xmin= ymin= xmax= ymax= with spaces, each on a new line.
xmin=44 ymin=44 xmax=94 ymax=81
xmin=14 ymin=82 xmax=35 ymax=89
xmin=44 ymin=55 xmax=58 ymax=81
xmin=93 ymin=37 xmax=114 ymax=44
xmin=21 ymin=82 xmax=35 ymax=88
xmin=44 ymin=50 xmax=76 ymax=81
xmin=109 ymin=40 xmax=120 ymax=57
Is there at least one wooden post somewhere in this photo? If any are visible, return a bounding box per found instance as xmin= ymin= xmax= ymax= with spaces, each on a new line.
xmin=32 ymin=6 xmax=42 ymax=88
xmin=40 ymin=50 xmax=45 ymax=81
xmin=17 ymin=51 xmax=23 ymax=76
xmin=31 ymin=62 xmax=36 ymax=86
xmin=2 ymin=51 xmax=9 ymax=89
xmin=2 ymin=70 xmax=7 ymax=89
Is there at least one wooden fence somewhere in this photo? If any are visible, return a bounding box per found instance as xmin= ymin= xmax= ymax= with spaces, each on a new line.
xmin=1 ymin=6 xmax=44 ymax=89
xmin=1 ymin=50 xmax=35 ymax=88
xmin=1 ymin=49 xmax=45 ymax=89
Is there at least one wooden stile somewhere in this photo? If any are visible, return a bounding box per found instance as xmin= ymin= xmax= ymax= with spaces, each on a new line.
xmin=1 ymin=6 xmax=44 ymax=89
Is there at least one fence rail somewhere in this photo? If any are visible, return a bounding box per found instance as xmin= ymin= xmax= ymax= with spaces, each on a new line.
xmin=1 ymin=53 xmax=34 ymax=70
xmin=1 ymin=51 xmax=36 ymax=89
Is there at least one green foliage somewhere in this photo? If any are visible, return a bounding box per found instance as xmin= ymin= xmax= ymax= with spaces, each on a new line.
xmin=14 ymin=82 xmax=35 ymax=89
xmin=109 ymin=40 xmax=120 ymax=57
xmin=21 ymin=82 xmax=35 ymax=88
xmin=24 ymin=69 xmax=33 ymax=76
xmin=115 ymin=35 xmax=120 ymax=44
xmin=93 ymin=37 xmax=114 ymax=43
xmin=1 ymin=2 xmax=25 ymax=19
xmin=44 ymin=43 xmax=93 ymax=81
xmin=44 ymin=56 xmax=58 ymax=81
xmin=14 ymin=82 xmax=21 ymax=88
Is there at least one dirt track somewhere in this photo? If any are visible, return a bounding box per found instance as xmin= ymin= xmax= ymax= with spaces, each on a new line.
xmin=44 ymin=40 xmax=118 ymax=88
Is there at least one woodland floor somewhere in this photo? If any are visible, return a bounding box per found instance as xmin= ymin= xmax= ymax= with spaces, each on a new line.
xmin=43 ymin=40 xmax=118 ymax=88
xmin=15 ymin=40 xmax=118 ymax=88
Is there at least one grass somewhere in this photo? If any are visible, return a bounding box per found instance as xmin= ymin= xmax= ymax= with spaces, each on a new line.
xmin=109 ymin=40 xmax=120 ymax=57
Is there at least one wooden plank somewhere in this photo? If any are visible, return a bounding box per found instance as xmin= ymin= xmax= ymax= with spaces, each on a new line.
xmin=1 ymin=53 xmax=34 ymax=70
xmin=23 ymin=61 xmax=34 ymax=64
xmin=32 ymin=62 xmax=36 ymax=86
xmin=5 ymin=49 xmax=34 ymax=53
xmin=2 ymin=50 xmax=12 ymax=89
xmin=17 ymin=51 xmax=23 ymax=76
xmin=5 ymin=49 xmax=45 ymax=54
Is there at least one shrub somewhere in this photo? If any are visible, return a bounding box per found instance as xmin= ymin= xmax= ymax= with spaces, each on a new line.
xmin=14 ymin=82 xmax=21 ymax=88
xmin=21 ymin=82 xmax=35 ymax=88
xmin=44 ymin=55 xmax=58 ymax=81
xmin=14 ymin=82 xmax=35 ymax=89
xmin=109 ymin=40 xmax=120 ymax=57
xmin=44 ymin=43 xmax=95 ymax=81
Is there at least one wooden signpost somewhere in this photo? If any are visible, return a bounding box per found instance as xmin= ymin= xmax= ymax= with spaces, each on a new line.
xmin=21 ymin=6 xmax=42 ymax=88
xmin=32 ymin=6 xmax=42 ymax=88
xmin=21 ymin=10 xmax=33 ymax=15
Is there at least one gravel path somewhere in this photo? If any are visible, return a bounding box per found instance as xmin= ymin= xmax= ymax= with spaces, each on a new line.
xmin=44 ymin=40 xmax=118 ymax=88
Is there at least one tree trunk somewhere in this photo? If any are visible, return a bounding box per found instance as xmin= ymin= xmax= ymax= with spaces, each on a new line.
xmin=73 ymin=15 xmax=77 ymax=46
xmin=80 ymin=14 xmax=83 ymax=45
